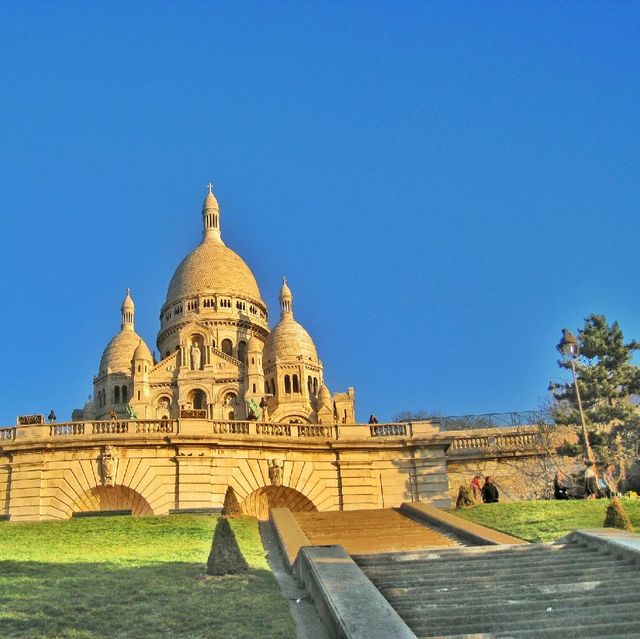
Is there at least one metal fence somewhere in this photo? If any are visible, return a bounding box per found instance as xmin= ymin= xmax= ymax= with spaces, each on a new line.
xmin=438 ymin=410 xmax=552 ymax=431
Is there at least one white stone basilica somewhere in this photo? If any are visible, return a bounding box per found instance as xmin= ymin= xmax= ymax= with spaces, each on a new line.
xmin=74 ymin=186 xmax=355 ymax=425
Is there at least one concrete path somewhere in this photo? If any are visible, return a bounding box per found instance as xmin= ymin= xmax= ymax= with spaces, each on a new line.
xmin=259 ymin=520 xmax=331 ymax=639
xmin=294 ymin=507 xmax=459 ymax=555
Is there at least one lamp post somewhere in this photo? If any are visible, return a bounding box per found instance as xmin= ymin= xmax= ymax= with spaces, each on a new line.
xmin=558 ymin=328 xmax=595 ymax=463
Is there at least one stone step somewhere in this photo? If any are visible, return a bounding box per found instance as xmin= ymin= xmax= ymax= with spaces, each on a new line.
xmin=395 ymin=592 xmax=640 ymax=628
xmin=408 ymin=601 xmax=640 ymax=637
xmin=368 ymin=562 xmax=639 ymax=589
xmin=360 ymin=550 xmax=616 ymax=577
xmin=355 ymin=543 xmax=589 ymax=566
xmin=382 ymin=578 xmax=640 ymax=607
xmin=423 ymin=625 xmax=640 ymax=639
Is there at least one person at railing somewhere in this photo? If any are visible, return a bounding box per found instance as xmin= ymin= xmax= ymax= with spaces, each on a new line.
xmin=553 ymin=470 xmax=570 ymax=500
xmin=481 ymin=476 xmax=499 ymax=503
xmin=47 ymin=410 xmax=57 ymax=423
xmin=471 ymin=474 xmax=483 ymax=502
xmin=368 ymin=414 xmax=378 ymax=424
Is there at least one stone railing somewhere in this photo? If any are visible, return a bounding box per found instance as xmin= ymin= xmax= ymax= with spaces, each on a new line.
xmin=2 ymin=418 xmax=441 ymax=445
xmin=0 ymin=427 xmax=16 ymax=442
xmin=448 ymin=428 xmax=538 ymax=453
xmin=45 ymin=420 xmax=176 ymax=438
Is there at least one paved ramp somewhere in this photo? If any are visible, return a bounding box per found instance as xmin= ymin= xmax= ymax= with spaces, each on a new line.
xmin=294 ymin=507 xmax=459 ymax=555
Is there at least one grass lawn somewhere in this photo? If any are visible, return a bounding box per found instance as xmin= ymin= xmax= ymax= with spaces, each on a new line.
xmin=452 ymin=498 xmax=640 ymax=542
xmin=0 ymin=515 xmax=296 ymax=639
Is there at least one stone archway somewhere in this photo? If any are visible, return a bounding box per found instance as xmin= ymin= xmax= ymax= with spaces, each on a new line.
xmin=241 ymin=485 xmax=317 ymax=520
xmin=72 ymin=485 xmax=153 ymax=517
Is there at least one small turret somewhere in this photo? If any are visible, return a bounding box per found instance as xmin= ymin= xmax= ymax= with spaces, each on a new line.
xmin=279 ymin=276 xmax=292 ymax=317
xmin=121 ymin=289 xmax=135 ymax=330
xmin=202 ymin=182 xmax=221 ymax=242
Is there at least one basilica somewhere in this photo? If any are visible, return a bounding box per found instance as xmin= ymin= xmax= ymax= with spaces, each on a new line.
xmin=73 ymin=186 xmax=355 ymax=425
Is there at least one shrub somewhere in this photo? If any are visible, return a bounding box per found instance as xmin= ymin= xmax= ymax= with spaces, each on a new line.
xmin=604 ymin=497 xmax=634 ymax=532
xmin=456 ymin=485 xmax=475 ymax=509
xmin=221 ymin=486 xmax=243 ymax=517
xmin=206 ymin=517 xmax=249 ymax=576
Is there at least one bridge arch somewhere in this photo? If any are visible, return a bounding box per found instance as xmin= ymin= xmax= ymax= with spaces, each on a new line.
xmin=71 ymin=485 xmax=153 ymax=517
xmin=241 ymin=485 xmax=316 ymax=520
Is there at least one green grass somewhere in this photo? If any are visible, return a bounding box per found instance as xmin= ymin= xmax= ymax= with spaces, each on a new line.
xmin=0 ymin=515 xmax=296 ymax=639
xmin=452 ymin=498 xmax=640 ymax=542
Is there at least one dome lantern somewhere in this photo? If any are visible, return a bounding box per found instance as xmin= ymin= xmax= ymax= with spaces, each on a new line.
xmin=280 ymin=276 xmax=293 ymax=318
xmin=202 ymin=182 xmax=221 ymax=243
xmin=121 ymin=289 xmax=135 ymax=331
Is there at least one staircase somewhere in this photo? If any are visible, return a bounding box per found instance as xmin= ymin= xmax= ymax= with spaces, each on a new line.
xmin=355 ymin=536 xmax=640 ymax=638
xmin=294 ymin=508 xmax=459 ymax=555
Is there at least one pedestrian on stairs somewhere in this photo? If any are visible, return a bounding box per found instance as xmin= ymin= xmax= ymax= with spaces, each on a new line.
xmin=481 ymin=476 xmax=499 ymax=503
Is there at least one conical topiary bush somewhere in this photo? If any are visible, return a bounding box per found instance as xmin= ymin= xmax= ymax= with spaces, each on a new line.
xmin=604 ymin=497 xmax=634 ymax=532
xmin=456 ymin=485 xmax=475 ymax=509
xmin=206 ymin=517 xmax=249 ymax=576
xmin=221 ymin=485 xmax=243 ymax=518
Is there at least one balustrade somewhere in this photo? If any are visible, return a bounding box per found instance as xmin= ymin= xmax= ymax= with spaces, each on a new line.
xmin=92 ymin=421 xmax=129 ymax=435
xmin=298 ymin=424 xmax=332 ymax=438
xmin=0 ymin=428 xmax=16 ymax=441
xmin=256 ymin=423 xmax=291 ymax=437
xmin=211 ymin=421 xmax=250 ymax=435
xmin=50 ymin=423 xmax=85 ymax=437
xmin=134 ymin=420 xmax=175 ymax=434
xmin=370 ymin=424 xmax=407 ymax=437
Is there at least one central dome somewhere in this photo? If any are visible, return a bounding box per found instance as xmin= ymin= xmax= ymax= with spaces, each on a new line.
xmin=165 ymin=239 xmax=262 ymax=304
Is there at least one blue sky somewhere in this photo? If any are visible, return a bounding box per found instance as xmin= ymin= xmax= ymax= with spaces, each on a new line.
xmin=1 ymin=2 xmax=639 ymax=424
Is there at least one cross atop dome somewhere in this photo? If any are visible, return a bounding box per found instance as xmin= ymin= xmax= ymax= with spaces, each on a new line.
xmin=207 ymin=182 xmax=214 ymax=194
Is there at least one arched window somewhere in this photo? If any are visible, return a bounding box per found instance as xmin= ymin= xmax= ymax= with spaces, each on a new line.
xmin=284 ymin=375 xmax=291 ymax=393
xmin=189 ymin=389 xmax=206 ymax=410
xmin=238 ymin=340 xmax=247 ymax=362
xmin=271 ymin=379 xmax=276 ymax=395
xmin=122 ymin=385 xmax=128 ymax=403
xmin=221 ymin=339 xmax=233 ymax=356
xmin=228 ymin=410 xmax=234 ymax=420
xmin=308 ymin=376 xmax=313 ymax=393
xmin=293 ymin=375 xmax=300 ymax=393
xmin=313 ymin=378 xmax=318 ymax=395
xmin=114 ymin=386 xmax=120 ymax=404
xmin=252 ymin=383 xmax=256 ymax=393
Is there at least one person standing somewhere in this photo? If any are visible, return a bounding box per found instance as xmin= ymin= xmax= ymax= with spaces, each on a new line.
xmin=471 ymin=474 xmax=483 ymax=502
xmin=481 ymin=476 xmax=499 ymax=503
xmin=584 ymin=463 xmax=600 ymax=499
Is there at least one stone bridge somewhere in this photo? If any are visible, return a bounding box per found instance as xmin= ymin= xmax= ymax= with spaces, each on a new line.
xmin=0 ymin=418 xmax=565 ymax=521
xmin=0 ymin=418 xmax=456 ymax=521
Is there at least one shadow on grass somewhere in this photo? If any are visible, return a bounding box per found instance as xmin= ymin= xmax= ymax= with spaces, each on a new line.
xmin=0 ymin=560 xmax=295 ymax=639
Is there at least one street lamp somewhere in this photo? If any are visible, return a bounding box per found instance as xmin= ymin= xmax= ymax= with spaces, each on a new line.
xmin=558 ymin=328 xmax=595 ymax=463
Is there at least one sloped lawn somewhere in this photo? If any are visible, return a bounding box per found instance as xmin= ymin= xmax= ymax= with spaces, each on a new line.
xmin=452 ymin=498 xmax=640 ymax=542
xmin=0 ymin=515 xmax=296 ymax=639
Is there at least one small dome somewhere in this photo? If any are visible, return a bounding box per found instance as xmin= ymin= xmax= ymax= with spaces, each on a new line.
xmin=264 ymin=315 xmax=318 ymax=364
xmin=166 ymin=241 xmax=263 ymax=304
xmin=133 ymin=339 xmax=153 ymax=361
xmin=318 ymin=384 xmax=331 ymax=401
xmin=247 ymin=334 xmax=262 ymax=352
xmin=99 ymin=329 xmax=144 ymax=375
xmin=122 ymin=290 xmax=134 ymax=311
xmin=203 ymin=191 xmax=219 ymax=211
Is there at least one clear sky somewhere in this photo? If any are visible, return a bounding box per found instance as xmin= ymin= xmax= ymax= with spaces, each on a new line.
xmin=1 ymin=2 xmax=639 ymax=425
